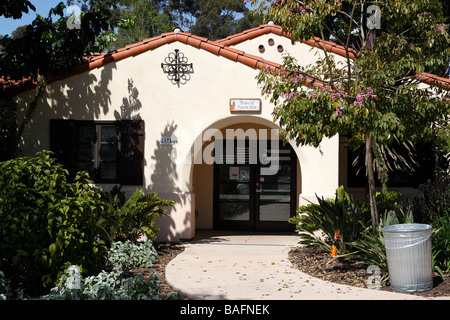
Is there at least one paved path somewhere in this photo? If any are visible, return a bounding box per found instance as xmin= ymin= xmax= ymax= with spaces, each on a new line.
xmin=165 ymin=230 xmax=449 ymax=300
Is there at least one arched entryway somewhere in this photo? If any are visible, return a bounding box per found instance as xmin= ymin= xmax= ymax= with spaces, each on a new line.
xmin=191 ymin=116 xmax=301 ymax=232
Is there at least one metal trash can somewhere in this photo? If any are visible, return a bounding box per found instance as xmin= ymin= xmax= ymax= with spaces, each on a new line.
xmin=382 ymin=223 xmax=433 ymax=292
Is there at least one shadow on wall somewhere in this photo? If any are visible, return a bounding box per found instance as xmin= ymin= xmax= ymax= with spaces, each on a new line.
xmin=45 ymin=63 xmax=116 ymax=120
xmin=15 ymin=61 xmax=147 ymax=168
xmin=149 ymin=121 xmax=180 ymax=193
xmin=11 ymin=63 xmax=118 ymax=158
xmin=114 ymin=78 xmax=142 ymax=120
xmin=148 ymin=121 xmax=193 ymax=242
xmin=0 ymin=96 xmax=17 ymax=161
xmin=8 ymin=60 xmax=150 ymax=193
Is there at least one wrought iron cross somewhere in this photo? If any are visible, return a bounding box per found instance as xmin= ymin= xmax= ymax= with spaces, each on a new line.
xmin=161 ymin=49 xmax=194 ymax=86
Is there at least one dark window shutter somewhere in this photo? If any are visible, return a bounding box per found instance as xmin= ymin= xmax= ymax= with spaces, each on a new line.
xmin=50 ymin=119 xmax=77 ymax=179
xmin=118 ymin=120 xmax=145 ymax=185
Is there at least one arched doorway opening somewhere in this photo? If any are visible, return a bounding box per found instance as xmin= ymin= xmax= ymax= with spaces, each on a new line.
xmin=191 ymin=117 xmax=301 ymax=232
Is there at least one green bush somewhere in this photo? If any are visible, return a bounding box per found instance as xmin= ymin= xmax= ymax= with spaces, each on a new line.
xmin=0 ymin=151 xmax=107 ymax=296
xmin=401 ymin=175 xmax=450 ymax=272
xmin=432 ymin=213 xmax=450 ymax=272
xmin=404 ymin=175 xmax=450 ymax=224
xmin=362 ymin=189 xmax=402 ymax=219
xmin=0 ymin=270 xmax=10 ymax=300
xmin=99 ymin=185 xmax=174 ymax=244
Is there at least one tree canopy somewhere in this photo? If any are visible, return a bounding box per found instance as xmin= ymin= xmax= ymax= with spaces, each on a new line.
xmin=0 ymin=0 xmax=35 ymax=19
xmin=1 ymin=1 xmax=131 ymax=82
xmin=173 ymin=0 xmax=262 ymax=40
xmin=67 ymin=0 xmax=175 ymax=50
xmin=68 ymin=0 xmax=263 ymax=46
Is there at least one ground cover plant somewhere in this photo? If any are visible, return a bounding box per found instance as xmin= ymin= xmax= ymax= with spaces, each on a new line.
xmin=39 ymin=240 xmax=180 ymax=300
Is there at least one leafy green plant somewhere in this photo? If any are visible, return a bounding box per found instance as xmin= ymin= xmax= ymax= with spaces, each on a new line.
xmin=362 ymin=189 xmax=402 ymax=220
xmin=251 ymin=0 xmax=450 ymax=235
xmin=0 ymin=151 xmax=107 ymax=296
xmin=432 ymin=213 xmax=450 ymax=273
xmin=289 ymin=186 xmax=370 ymax=257
xmin=98 ymin=186 xmax=174 ymax=244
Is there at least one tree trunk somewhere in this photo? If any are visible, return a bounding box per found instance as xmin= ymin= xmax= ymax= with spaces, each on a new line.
xmin=365 ymin=133 xmax=379 ymax=233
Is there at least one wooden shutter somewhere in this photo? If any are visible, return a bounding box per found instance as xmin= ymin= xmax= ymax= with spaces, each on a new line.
xmin=50 ymin=119 xmax=77 ymax=179
xmin=118 ymin=120 xmax=145 ymax=185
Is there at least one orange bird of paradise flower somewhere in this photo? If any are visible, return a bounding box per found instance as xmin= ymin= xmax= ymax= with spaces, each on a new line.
xmin=334 ymin=230 xmax=340 ymax=242
xmin=330 ymin=245 xmax=337 ymax=258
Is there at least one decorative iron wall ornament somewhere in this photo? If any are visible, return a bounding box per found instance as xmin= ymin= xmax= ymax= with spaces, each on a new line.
xmin=161 ymin=49 xmax=194 ymax=86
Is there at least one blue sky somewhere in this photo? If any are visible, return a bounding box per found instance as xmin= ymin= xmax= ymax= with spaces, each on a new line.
xmin=0 ymin=0 xmax=64 ymax=36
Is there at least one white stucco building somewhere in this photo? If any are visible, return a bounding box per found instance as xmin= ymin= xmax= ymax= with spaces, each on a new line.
xmin=6 ymin=24 xmax=449 ymax=241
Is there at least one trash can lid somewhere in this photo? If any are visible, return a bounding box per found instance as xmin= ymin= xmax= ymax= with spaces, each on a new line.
xmin=382 ymin=223 xmax=431 ymax=233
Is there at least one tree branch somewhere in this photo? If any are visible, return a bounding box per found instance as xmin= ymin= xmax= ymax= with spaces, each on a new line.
xmin=319 ymin=25 xmax=340 ymax=92
xmin=345 ymin=4 xmax=358 ymax=92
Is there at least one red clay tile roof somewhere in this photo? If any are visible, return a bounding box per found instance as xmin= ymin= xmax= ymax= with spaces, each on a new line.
xmin=1 ymin=24 xmax=449 ymax=95
xmin=414 ymin=72 xmax=450 ymax=89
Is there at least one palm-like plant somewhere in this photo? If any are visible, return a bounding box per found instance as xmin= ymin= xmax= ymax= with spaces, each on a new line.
xmin=98 ymin=186 xmax=174 ymax=244
xmin=289 ymin=186 xmax=370 ymax=257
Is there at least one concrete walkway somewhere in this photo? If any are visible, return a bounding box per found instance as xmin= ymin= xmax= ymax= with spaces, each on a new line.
xmin=165 ymin=230 xmax=449 ymax=300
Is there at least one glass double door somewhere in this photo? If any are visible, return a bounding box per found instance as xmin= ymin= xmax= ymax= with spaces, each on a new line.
xmin=213 ymin=140 xmax=296 ymax=232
